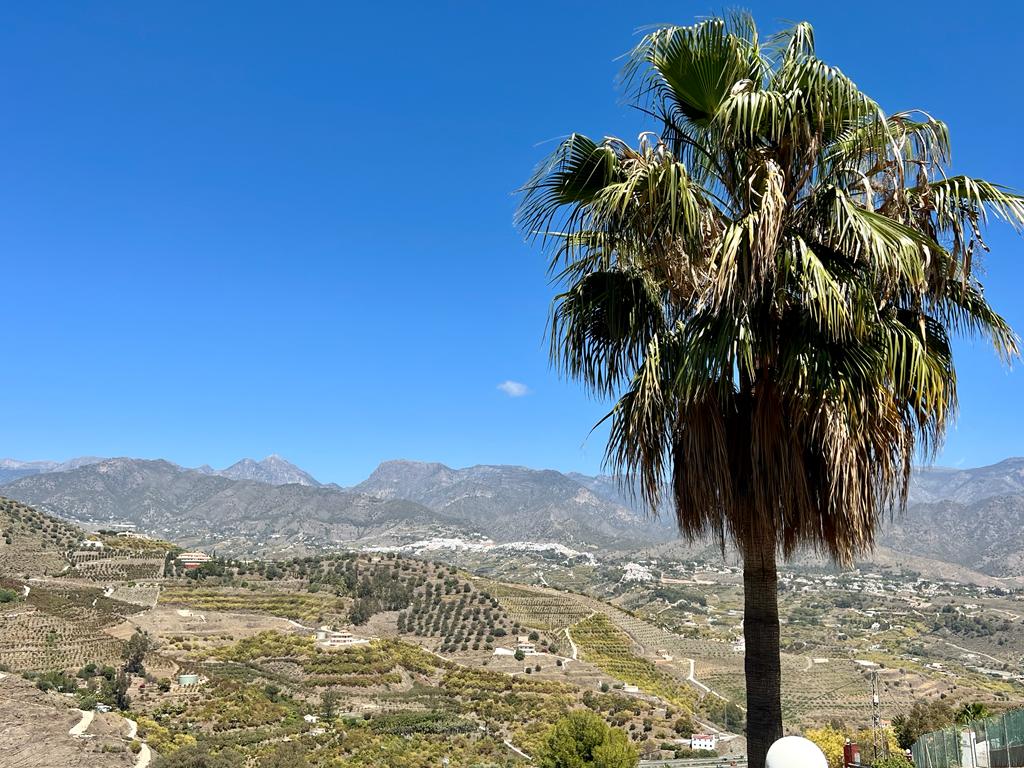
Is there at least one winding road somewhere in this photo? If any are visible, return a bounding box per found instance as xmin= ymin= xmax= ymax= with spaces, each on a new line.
xmin=67 ymin=709 xmax=94 ymax=737
xmin=68 ymin=709 xmax=150 ymax=767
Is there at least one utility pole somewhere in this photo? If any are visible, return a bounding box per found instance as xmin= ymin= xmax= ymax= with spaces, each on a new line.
xmin=871 ymin=671 xmax=883 ymax=761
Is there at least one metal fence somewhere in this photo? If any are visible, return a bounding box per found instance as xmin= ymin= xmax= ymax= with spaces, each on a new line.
xmin=913 ymin=709 xmax=1024 ymax=768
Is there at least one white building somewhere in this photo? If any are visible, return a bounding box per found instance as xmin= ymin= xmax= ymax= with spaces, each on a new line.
xmin=315 ymin=628 xmax=368 ymax=648
xmin=515 ymin=641 xmax=536 ymax=655
xmin=177 ymin=552 xmax=213 ymax=569
xmin=79 ymin=540 xmax=105 ymax=551
xmin=691 ymin=734 xmax=717 ymax=751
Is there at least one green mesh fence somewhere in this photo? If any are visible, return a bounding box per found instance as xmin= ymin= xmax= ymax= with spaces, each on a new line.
xmin=970 ymin=709 xmax=1024 ymax=768
xmin=913 ymin=726 xmax=962 ymax=768
xmin=913 ymin=709 xmax=1024 ymax=768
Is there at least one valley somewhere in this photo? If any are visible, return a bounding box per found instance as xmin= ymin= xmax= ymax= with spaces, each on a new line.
xmin=1 ymin=458 xmax=1023 ymax=766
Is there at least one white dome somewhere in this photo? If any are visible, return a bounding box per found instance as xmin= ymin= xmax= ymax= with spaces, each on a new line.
xmin=765 ymin=736 xmax=828 ymax=768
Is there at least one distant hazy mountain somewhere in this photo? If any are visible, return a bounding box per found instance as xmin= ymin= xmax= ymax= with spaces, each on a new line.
xmin=0 ymin=457 xmax=673 ymax=554
xmin=0 ymin=457 xmax=104 ymax=484
xmin=2 ymin=454 xmax=319 ymax=487
xmin=354 ymin=459 xmax=674 ymax=546
xmin=880 ymin=493 xmax=1024 ymax=577
xmin=908 ymin=458 xmax=1024 ymax=505
xmin=3 ymin=454 xmax=1024 ymax=576
xmin=215 ymin=455 xmax=320 ymax=487
xmin=0 ymin=458 xmax=448 ymax=555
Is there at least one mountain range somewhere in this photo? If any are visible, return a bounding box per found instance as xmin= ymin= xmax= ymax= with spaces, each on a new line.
xmin=1 ymin=454 xmax=1022 ymax=579
xmin=0 ymin=454 xmax=320 ymax=487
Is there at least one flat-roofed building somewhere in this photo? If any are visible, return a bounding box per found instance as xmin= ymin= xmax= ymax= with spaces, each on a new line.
xmin=177 ymin=552 xmax=213 ymax=569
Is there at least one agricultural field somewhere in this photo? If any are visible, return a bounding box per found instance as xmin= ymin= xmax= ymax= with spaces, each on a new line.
xmin=69 ymin=554 xmax=167 ymax=582
xmin=571 ymin=613 xmax=697 ymax=712
xmin=486 ymin=581 xmax=594 ymax=631
xmin=0 ymin=582 xmax=143 ymax=672
xmin=396 ymin=580 xmax=515 ymax=653
xmin=127 ymin=629 xmax=692 ymax=765
xmin=158 ymin=584 xmax=348 ymax=623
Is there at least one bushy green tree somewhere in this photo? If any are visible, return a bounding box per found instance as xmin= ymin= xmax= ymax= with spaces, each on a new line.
xmin=124 ymin=630 xmax=151 ymax=675
xmin=538 ymin=710 xmax=638 ymax=768
xmin=113 ymin=669 xmax=131 ymax=710
xmin=321 ymin=688 xmax=341 ymax=720
xmin=673 ymin=715 xmax=693 ymax=736
xmin=892 ymin=699 xmax=954 ymax=750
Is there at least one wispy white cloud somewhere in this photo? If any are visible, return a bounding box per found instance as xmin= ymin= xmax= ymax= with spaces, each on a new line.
xmin=497 ymin=380 xmax=530 ymax=398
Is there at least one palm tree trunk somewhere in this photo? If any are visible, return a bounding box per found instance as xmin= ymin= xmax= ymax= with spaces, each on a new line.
xmin=743 ymin=538 xmax=783 ymax=768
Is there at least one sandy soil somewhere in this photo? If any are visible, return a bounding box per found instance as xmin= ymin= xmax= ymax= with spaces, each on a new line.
xmin=131 ymin=605 xmax=298 ymax=657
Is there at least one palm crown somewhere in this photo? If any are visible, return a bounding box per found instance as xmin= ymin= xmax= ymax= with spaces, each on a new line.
xmin=518 ymin=15 xmax=1020 ymax=564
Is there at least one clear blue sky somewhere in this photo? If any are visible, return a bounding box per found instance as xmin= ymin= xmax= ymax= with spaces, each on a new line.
xmin=2 ymin=1 xmax=1022 ymax=485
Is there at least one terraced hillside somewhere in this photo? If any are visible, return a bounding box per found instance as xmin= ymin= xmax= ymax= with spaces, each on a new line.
xmin=0 ymin=497 xmax=81 ymax=577
xmin=0 ymin=581 xmax=144 ymax=672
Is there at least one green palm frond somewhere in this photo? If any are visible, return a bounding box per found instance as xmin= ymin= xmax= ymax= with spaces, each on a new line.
xmin=516 ymin=15 xmax=1019 ymax=564
xmin=624 ymin=16 xmax=764 ymax=129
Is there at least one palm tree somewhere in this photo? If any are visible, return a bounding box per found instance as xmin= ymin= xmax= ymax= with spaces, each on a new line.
xmin=517 ymin=15 xmax=1022 ymax=768
xmin=956 ymin=702 xmax=992 ymax=726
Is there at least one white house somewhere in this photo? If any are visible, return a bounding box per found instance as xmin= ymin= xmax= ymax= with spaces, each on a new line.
xmin=515 ymin=641 xmax=536 ymax=655
xmin=314 ymin=627 xmax=368 ymax=648
xmin=303 ymin=714 xmax=319 ymax=723
xmin=79 ymin=540 xmax=105 ymax=551
xmin=691 ymin=734 xmax=717 ymax=751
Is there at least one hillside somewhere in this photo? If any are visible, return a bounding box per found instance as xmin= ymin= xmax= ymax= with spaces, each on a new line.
xmin=0 ymin=497 xmax=83 ymax=577
xmin=0 ymin=460 xmax=463 ymax=555
xmin=0 ymin=457 xmax=104 ymax=485
xmin=880 ymin=494 xmax=1024 ymax=577
xmin=0 ymin=499 xmax=1017 ymax=765
xmin=908 ymin=458 xmax=1024 ymax=504
xmin=574 ymin=462 xmax=1024 ymax=578
xmin=1 ymin=458 xmax=674 ymax=554
xmin=354 ymin=459 xmax=673 ymax=546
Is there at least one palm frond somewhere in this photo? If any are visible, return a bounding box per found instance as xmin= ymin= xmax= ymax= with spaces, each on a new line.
xmin=516 ymin=14 xmax=1019 ymax=564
